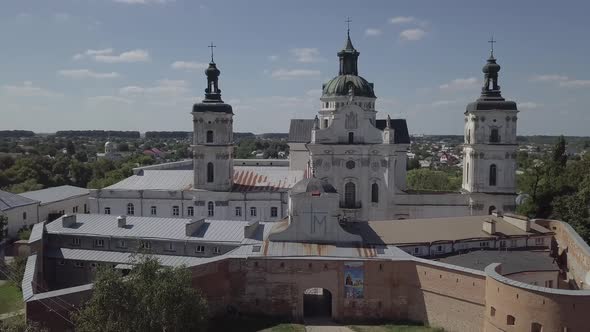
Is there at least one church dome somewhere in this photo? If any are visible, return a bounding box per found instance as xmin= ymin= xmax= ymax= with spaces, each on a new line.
xmin=322 ymin=74 xmax=376 ymax=98
xmin=290 ymin=178 xmax=337 ymax=195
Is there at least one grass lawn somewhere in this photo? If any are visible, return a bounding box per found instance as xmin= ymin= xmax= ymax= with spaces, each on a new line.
xmin=0 ymin=282 xmax=23 ymax=315
xmin=208 ymin=316 xmax=305 ymax=332
xmin=349 ymin=324 xmax=444 ymax=332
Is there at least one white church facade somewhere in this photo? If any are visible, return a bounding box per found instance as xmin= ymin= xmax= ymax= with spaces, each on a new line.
xmin=89 ymin=31 xmax=519 ymax=222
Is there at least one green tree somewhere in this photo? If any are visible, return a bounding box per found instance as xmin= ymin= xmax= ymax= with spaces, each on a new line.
xmin=73 ymin=256 xmax=208 ymax=332
xmin=66 ymin=140 xmax=76 ymax=156
xmin=407 ymin=168 xmax=461 ymax=192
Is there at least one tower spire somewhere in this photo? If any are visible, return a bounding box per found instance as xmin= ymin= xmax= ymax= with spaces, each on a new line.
xmin=204 ymin=43 xmax=222 ymax=102
xmin=488 ymin=35 xmax=496 ymax=58
xmin=208 ymin=42 xmax=216 ymax=63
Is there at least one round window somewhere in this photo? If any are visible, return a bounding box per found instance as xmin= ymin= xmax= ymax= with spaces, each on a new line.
xmin=346 ymin=160 xmax=355 ymax=169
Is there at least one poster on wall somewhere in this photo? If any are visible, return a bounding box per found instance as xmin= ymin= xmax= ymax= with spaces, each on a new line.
xmin=344 ymin=262 xmax=364 ymax=299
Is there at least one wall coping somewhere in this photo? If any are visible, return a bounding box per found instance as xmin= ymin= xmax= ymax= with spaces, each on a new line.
xmin=485 ymin=263 xmax=590 ymax=296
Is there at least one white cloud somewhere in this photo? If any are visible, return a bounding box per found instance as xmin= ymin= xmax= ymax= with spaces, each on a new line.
xmin=94 ymin=49 xmax=150 ymax=63
xmin=171 ymin=61 xmax=208 ymax=71
xmin=1 ymin=81 xmax=62 ymax=98
xmin=268 ymin=55 xmax=279 ymax=61
xmin=87 ymin=96 xmax=134 ymax=105
xmin=58 ymin=69 xmax=120 ymax=79
xmin=390 ymin=16 xmax=416 ymax=24
xmin=530 ymin=74 xmax=590 ymax=88
xmin=518 ymin=102 xmax=540 ymax=110
xmin=400 ymin=28 xmax=426 ymax=41
xmin=559 ymin=80 xmax=590 ymax=87
xmin=290 ymin=48 xmax=322 ymax=63
xmin=431 ymin=100 xmax=460 ymax=107
xmin=270 ymin=69 xmax=321 ymax=80
xmin=113 ymin=0 xmax=172 ymax=4
xmin=54 ymin=13 xmax=70 ymax=22
xmin=73 ymin=48 xmax=114 ymax=60
xmin=365 ymin=28 xmax=382 ymax=37
xmin=439 ymin=77 xmax=479 ymax=90
xmin=530 ymin=74 xmax=568 ymax=82
xmin=119 ymin=79 xmax=189 ymax=99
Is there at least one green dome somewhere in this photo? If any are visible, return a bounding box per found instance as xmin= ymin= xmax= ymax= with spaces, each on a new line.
xmin=322 ymin=74 xmax=376 ymax=98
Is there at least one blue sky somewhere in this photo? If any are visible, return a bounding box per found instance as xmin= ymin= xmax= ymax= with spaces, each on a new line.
xmin=1 ymin=0 xmax=589 ymax=135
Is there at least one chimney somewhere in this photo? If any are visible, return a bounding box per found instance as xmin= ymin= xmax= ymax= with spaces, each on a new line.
xmin=244 ymin=221 xmax=260 ymax=239
xmin=482 ymin=217 xmax=496 ymax=235
xmin=117 ymin=216 xmax=126 ymax=228
xmin=62 ymin=214 xmax=76 ymax=228
xmin=503 ymin=213 xmax=531 ymax=232
xmin=185 ymin=218 xmax=205 ymax=236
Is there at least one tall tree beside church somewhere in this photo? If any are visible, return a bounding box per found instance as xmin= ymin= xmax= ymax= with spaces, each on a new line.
xmin=73 ymin=256 xmax=208 ymax=332
xmin=0 ymin=215 xmax=7 ymax=243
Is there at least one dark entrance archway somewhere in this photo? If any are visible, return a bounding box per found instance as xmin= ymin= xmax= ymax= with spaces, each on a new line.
xmin=488 ymin=206 xmax=496 ymax=215
xmin=303 ymin=288 xmax=332 ymax=319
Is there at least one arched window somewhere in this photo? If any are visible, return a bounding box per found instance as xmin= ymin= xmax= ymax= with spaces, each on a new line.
xmin=488 ymin=206 xmax=496 ymax=215
xmin=489 ymin=164 xmax=497 ymax=186
xmin=323 ymin=119 xmax=329 ymax=128
xmin=23 ymin=212 xmax=27 ymax=220
xmin=127 ymin=203 xmax=134 ymax=215
xmin=207 ymin=201 xmax=214 ymax=216
xmin=348 ymin=132 xmax=354 ymax=144
xmin=206 ymin=130 xmax=213 ymax=143
xmin=490 ymin=128 xmax=499 ymax=143
xmin=187 ymin=206 xmax=194 ymax=217
xmin=466 ymin=162 xmax=470 ymax=184
xmin=344 ymin=182 xmax=356 ymax=208
xmin=207 ymin=162 xmax=214 ymax=183
xmin=371 ymin=183 xmax=379 ymax=203
xmin=467 ymin=129 xmax=471 ymax=144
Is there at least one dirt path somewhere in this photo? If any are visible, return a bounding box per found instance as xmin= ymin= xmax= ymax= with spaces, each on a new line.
xmin=304 ymin=318 xmax=355 ymax=332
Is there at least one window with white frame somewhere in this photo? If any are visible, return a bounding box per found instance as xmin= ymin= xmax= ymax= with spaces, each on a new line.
xmin=172 ymin=206 xmax=180 ymax=216
xmin=510 ymin=239 xmax=518 ymax=247
xmin=195 ymin=245 xmax=205 ymax=253
xmin=436 ymin=245 xmax=443 ymax=252
xmin=235 ymin=206 xmax=242 ymax=217
xmin=72 ymin=238 xmax=81 ymax=246
xmin=535 ymin=237 xmax=544 ymax=245
xmin=104 ymin=207 xmax=111 ymax=215
xmin=73 ymin=206 xmax=78 ymax=213
xmin=250 ymin=207 xmax=257 ymax=217
xmin=480 ymin=241 xmax=490 ymax=247
xmin=413 ymin=247 xmax=420 ymax=254
xmin=207 ymin=201 xmax=214 ymax=217
xmin=187 ymin=206 xmax=194 ymax=217
xmin=213 ymin=247 xmax=220 ymax=254
xmin=140 ymin=241 xmax=151 ymax=250
xmin=499 ymin=240 xmax=506 ymax=248
xmin=118 ymin=240 xmax=127 ymax=248
xmin=94 ymin=239 xmax=104 ymax=248
xmin=23 ymin=212 xmax=27 ymax=220
xmin=127 ymin=203 xmax=135 ymax=215
xmin=74 ymin=261 xmax=85 ymax=268
xmin=270 ymin=207 xmax=278 ymax=218
xmin=165 ymin=243 xmax=175 ymax=252
xmin=150 ymin=206 xmax=157 ymax=216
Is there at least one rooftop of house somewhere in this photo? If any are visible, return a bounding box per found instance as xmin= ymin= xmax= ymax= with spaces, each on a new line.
xmin=352 ymin=215 xmax=552 ymax=245
xmin=438 ymin=250 xmax=558 ymax=274
xmin=45 ymin=214 xmax=271 ymax=245
xmin=0 ymin=189 xmax=38 ymax=211
xmin=104 ymin=166 xmax=303 ymax=192
xmin=20 ymin=185 xmax=89 ymax=205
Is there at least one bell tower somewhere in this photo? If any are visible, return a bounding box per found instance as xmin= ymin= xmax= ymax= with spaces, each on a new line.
xmin=192 ymin=44 xmax=234 ymax=191
xmin=463 ymin=38 xmax=518 ymax=200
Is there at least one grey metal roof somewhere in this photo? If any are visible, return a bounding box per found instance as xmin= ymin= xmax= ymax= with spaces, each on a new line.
xmin=28 ymin=222 xmax=45 ymax=243
xmin=106 ymin=170 xmax=194 ymax=190
xmin=106 ymin=167 xmax=303 ymax=192
xmin=20 ymin=185 xmax=89 ymax=205
xmin=22 ymin=254 xmax=37 ymax=300
xmin=45 ymin=214 xmax=271 ymax=244
xmin=0 ymin=189 xmax=38 ymax=211
xmin=438 ymin=250 xmax=558 ymax=274
xmin=46 ymin=247 xmax=208 ymax=267
xmin=289 ymin=118 xmax=410 ymax=144
xmin=288 ymin=119 xmax=315 ymax=143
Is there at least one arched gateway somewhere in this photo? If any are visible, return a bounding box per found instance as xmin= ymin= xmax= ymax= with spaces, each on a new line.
xmin=303 ymin=288 xmax=333 ymax=319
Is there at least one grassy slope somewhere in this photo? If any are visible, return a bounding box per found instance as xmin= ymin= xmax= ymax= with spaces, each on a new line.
xmin=0 ymin=283 xmax=23 ymax=315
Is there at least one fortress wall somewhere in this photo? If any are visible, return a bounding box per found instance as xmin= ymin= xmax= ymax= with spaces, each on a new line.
xmin=536 ymin=219 xmax=590 ymax=289
xmin=483 ymin=263 xmax=590 ymax=332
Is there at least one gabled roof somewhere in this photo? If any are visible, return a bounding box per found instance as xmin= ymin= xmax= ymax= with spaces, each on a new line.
xmin=0 ymin=189 xmax=38 ymax=211
xmin=20 ymin=185 xmax=89 ymax=205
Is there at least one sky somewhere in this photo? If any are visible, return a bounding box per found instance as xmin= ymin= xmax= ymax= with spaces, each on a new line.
xmin=1 ymin=0 xmax=589 ymax=135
